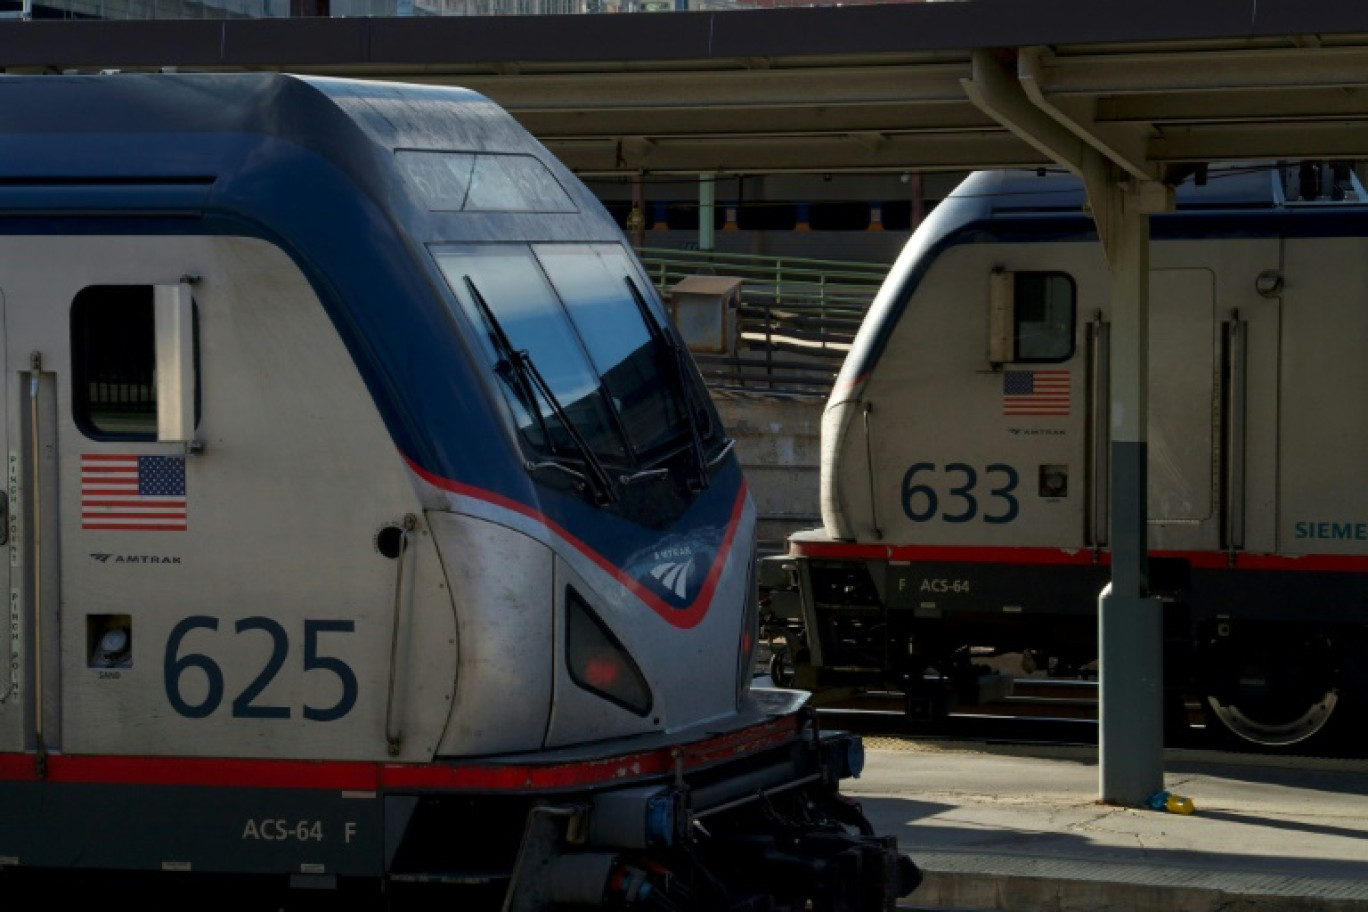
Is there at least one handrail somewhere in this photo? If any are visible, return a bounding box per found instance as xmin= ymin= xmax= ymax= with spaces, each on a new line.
xmin=638 ymin=246 xmax=888 ymax=395
xmin=638 ymin=246 xmax=890 ymax=282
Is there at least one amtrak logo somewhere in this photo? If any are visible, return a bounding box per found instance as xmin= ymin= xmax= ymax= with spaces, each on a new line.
xmin=626 ymin=529 xmax=722 ymax=608
xmin=649 ymin=555 xmax=696 ymax=599
xmin=90 ymin=553 xmax=182 ymax=564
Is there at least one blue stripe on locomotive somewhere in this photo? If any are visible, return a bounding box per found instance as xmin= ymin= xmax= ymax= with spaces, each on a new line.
xmin=0 ymin=73 xmax=742 ymax=607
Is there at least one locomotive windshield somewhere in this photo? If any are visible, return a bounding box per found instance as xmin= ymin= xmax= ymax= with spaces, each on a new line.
xmin=435 ymin=243 xmax=704 ymax=476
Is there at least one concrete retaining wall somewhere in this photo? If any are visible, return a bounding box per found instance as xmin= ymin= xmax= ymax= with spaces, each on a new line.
xmin=711 ymin=390 xmax=825 ymax=554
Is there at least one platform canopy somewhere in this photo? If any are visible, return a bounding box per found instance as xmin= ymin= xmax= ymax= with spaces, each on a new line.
xmin=0 ymin=0 xmax=1367 ymax=177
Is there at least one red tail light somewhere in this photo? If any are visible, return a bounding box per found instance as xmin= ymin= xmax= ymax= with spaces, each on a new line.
xmin=567 ymin=587 xmax=653 ymax=716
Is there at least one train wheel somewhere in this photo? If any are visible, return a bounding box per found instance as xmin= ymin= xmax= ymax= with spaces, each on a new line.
xmin=768 ymin=645 xmax=795 ymax=688
xmin=1201 ymin=630 xmax=1342 ymax=750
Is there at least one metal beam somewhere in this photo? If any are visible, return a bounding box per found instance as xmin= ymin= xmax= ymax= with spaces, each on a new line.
xmin=1099 ymin=87 xmax=1368 ymax=125
xmin=1029 ymin=44 xmax=1368 ymax=95
xmin=1150 ymin=122 xmax=1368 ymax=161
xmin=542 ymin=131 xmax=1049 ymax=176
xmin=1018 ymin=46 xmax=1158 ymax=181
xmin=961 ymin=47 xmax=1095 ymax=176
xmin=430 ymin=63 xmax=977 ymax=110
xmin=512 ymin=106 xmax=996 ymax=141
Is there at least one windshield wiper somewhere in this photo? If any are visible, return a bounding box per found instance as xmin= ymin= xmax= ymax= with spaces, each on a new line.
xmin=463 ymin=275 xmax=552 ymax=447
xmin=465 ymin=276 xmax=617 ymax=505
xmin=625 ymin=276 xmax=726 ymax=489
xmin=619 ymin=466 xmax=670 ymax=486
xmin=705 ymin=437 xmax=736 ymax=470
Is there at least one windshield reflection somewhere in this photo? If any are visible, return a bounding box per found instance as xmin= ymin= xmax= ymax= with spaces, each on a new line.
xmin=434 ymin=243 xmax=699 ymax=472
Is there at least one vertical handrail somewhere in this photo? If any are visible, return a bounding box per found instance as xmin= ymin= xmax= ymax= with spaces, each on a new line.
xmin=0 ymin=482 xmax=9 ymax=704
xmin=763 ymin=300 xmax=775 ymax=388
xmin=1087 ymin=316 xmax=1110 ymax=550
xmin=1223 ymin=314 xmax=1247 ymax=556
xmin=863 ymin=402 xmax=881 ymax=540
xmin=28 ymin=352 xmax=46 ymax=777
xmin=770 ymin=260 xmax=783 ymax=385
xmin=384 ymin=513 xmax=418 ymax=755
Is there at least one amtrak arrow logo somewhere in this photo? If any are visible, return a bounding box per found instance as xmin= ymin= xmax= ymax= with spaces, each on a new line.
xmin=649 ymin=555 xmax=695 ymax=599
xmin=626 ymin=528 xmax=723 ymax=608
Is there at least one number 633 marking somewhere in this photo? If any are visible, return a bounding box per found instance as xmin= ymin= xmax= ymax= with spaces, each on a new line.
xmin=901 ymin=462 xmax=1020 ymax=524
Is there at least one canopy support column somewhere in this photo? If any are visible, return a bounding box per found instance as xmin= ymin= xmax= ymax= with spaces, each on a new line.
xmin=699 ymin=172 xmax=716 ymax=254
xmin=965 ymin=47 xmax=1176 ymax=805
xmin=1085 ymin=167 xmax=1173 ymax=805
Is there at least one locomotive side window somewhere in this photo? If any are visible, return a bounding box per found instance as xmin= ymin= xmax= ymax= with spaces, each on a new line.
xmin=71 ymin=285 xmax=201 ymax=440
xmin=1013 ymin=272 xmax=1075 ymax=362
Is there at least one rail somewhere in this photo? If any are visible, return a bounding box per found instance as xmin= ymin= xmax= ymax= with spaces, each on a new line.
xmin=637 ymin=247 xmax=887 ymax=395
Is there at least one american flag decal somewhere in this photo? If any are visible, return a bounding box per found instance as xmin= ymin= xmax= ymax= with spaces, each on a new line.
xmin=1003 ymin=369 xmax=1071 ymax=417
xmin=81 ymin=454 xmax=187 ymax=532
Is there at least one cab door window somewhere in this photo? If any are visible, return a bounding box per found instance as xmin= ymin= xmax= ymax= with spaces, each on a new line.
xmin=1013 ymin=272 xmax=1075 ymax=362
xmin=72 ymin=285 xmax=199 ymax=440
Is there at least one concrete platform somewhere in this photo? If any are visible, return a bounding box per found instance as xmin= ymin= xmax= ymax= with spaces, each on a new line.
xmin=847 ymin=737 xmax=1368 ymax=912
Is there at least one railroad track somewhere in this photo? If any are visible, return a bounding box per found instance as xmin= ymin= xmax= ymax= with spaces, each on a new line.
xmin=751 ymin=640 xmax=1364 ymax=758
xmin=800 ymin=677 xmax=1116 ymax=747
xmin=758 ymin=671 xmax=1254 ymax=752
xmin=812 ymin=677 xmax=1104 ymax=721
xmin=786 ymin=677 xmax=1368 ymax=761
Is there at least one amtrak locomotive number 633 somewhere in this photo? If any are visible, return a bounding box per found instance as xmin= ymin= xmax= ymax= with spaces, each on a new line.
xmin=762 ymin=163 xmax=1368 ymax=755
xmin=0 ymin=73 xmax=918 ymax=910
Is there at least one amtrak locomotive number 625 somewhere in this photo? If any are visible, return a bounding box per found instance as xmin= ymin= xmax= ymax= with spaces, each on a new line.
xmin=0 ymin=73 xmax=918 ymax=910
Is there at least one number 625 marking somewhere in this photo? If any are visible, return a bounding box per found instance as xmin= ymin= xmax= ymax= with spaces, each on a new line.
xmin=164 ymin=616 xmax=358 ymax=721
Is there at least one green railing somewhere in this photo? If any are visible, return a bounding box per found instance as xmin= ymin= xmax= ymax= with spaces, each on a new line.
xmin=637 ymin=247 xmax=888 ymax=395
